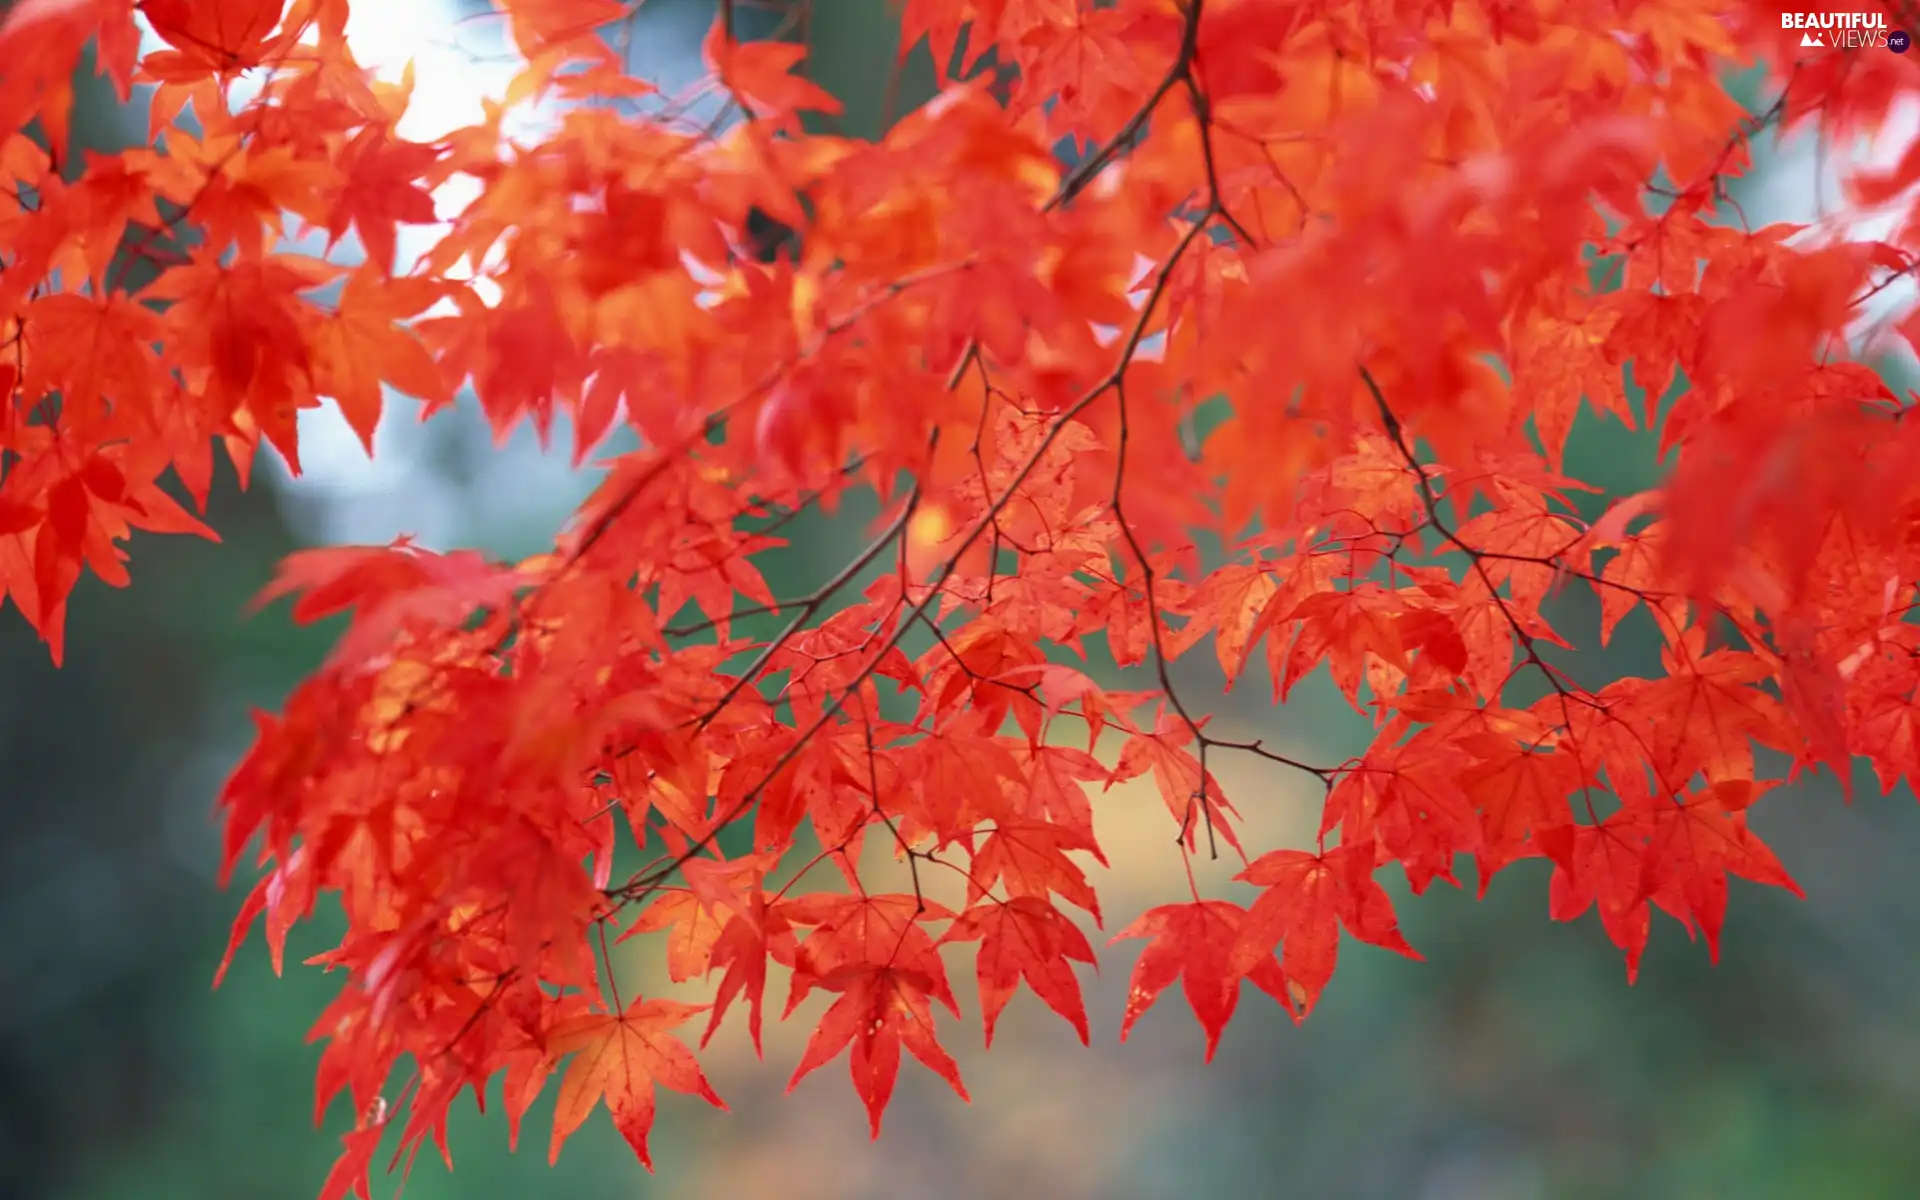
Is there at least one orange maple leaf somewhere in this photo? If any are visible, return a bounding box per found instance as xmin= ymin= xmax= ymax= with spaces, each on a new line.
xmin=702 ymin=20 xmax=844 ymax=128
xmin=546 ymin=996 xmax=728 ymax=1169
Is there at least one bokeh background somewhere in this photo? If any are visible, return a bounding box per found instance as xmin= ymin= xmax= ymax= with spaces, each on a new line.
xmin=5 ymin=3 xmax=1920 ymax=1198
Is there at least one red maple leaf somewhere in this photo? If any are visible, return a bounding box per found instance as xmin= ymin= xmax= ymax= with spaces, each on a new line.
xmin=1229 ymin=844 xmax=1422 ymax=1018
xmin=1111 ymin=900 xmax=1293 ymax=1061
xmin=943 ymin=895 xmax=1097 ymax=1046
xmin=786 ymin=963 xmax=969 ymax=1136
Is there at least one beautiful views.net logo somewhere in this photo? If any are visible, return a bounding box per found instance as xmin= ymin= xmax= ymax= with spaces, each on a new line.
xmin=1782 ymin=11 xmax=1910 ymax=51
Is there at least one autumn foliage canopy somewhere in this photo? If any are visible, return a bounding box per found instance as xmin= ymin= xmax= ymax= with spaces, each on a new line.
xmin=6 ymin=0 xmax=1920 ymax=1192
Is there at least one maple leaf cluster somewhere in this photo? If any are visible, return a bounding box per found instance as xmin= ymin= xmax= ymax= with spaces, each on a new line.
xmin=7 ymin=0 xmax=1920 ymax=1194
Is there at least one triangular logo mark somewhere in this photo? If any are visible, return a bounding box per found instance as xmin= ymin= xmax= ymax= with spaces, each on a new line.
xmin=1801 ymin=30 xmax=1824 ymax=46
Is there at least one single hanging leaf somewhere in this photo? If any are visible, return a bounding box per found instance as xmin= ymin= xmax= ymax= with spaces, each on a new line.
xmin=942 ymin=895 xmax=1097 ymax=1047
xmin=1111 ymin=900 xmax=1294 ymax=1062
xmin=546 ymin=996 xmax=727 ymax=1169
xmin=1229 ymin=844 xmax=1422 ymax=1019
xmin=785 ymin=965 xmax=969 ymax=1137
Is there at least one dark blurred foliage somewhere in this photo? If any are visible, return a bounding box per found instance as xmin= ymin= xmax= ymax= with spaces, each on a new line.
xmin=0 ymin=461 xmax=307 ymax=1200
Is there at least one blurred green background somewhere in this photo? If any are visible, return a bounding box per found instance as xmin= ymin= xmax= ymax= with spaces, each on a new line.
xmin=6 ymin=4 xmax=1920 ymax=1199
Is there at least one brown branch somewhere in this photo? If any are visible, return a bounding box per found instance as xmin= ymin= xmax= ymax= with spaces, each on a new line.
xmin=692 ymin=473 xmax=926 ymax=731
xmin=609 ymin=189 xmax=1220 ymax=907
xmin=1044 ymin=0 xmax=1206 ymax=214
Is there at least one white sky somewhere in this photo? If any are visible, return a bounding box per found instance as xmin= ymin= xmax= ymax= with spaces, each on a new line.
xmin=1748 ymin=90 xmax=1920 ymax=359
xmin=154 ymin=2 xmax=708 ymax=555
xmin=270 ymin=1 xmax=601 ymax=555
